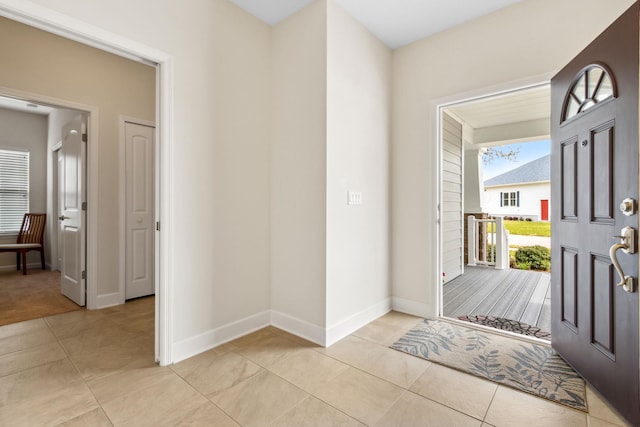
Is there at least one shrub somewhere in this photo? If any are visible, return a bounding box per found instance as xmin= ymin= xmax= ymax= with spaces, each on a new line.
xmin=525 ymin=218 xmax=533 ymax=222
xmin=485 ymin=243 xmax=496 ymax=262
xmin=514 ymin=245 xmax=551 ymax=271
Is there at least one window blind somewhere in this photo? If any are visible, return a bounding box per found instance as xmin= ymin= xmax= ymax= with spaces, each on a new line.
xmin=0 ymin=149 xmax=29 ymax=233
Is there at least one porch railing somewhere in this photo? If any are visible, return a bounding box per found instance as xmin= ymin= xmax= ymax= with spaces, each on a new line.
xmin=467 ymin=216 xmax=509 ymax=269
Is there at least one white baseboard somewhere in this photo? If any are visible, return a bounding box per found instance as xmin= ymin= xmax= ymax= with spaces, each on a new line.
xmin=172 ymin=310 xmax=270 ymax=363
xmin=391 ymin=297 xmax=432 ymax=318
xmin=170 ymin=299 xmax=394 ymax=363
xmin=325 ymin=298 xmax=391 ymax=347
xmin=271 ymin=310 xmax=326 ymax=346
xmin=0 ymin=262 xmax=43 ymax=272
xmin=95 ymin=292 xmax=124 ymax=309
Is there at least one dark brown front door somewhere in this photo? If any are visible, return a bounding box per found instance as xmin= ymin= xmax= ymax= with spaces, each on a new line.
xmin=551 ymin=3 xmax=639 ymax=425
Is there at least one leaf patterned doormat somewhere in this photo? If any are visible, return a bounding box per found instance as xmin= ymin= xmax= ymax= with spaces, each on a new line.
xmin=391 ymin=319 xmax=586 ymax=412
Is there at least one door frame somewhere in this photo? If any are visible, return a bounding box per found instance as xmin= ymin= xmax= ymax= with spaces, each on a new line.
xmin=433 ymin=74 xmax=553 ymax=322
xmin=0 ymin=2 xmax=174 ymax=366
xmin=119 ymin=116 xmax=156 ymax=303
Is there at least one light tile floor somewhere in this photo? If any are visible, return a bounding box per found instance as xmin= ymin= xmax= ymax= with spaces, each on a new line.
xmin=0 ymin=297 xmax=632 ymax=426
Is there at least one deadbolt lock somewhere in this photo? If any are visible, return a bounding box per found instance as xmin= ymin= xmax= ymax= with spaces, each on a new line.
xmin=620 ymin=198 xmax=636 ymax=216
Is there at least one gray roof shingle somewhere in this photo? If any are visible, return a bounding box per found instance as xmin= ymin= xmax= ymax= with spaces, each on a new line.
xmin=484 ymin=154 xmax=550 ymax=187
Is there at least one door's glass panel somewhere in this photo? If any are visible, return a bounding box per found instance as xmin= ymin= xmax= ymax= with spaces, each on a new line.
xmin=572 ymin=76 xmax=586 ymax=104
xmin=562 ymin=65 xmax=615 ymax=122
xmin=587 ymin=67 xmax=604 ymax=98
xmin=595 ymin=73 xmax=614 ymax=101
xmin=566 ymin=98 xmax=580 ymax=119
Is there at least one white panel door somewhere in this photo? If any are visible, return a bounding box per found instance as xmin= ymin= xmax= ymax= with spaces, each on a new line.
xmin=60 ymin=115 xmax=86 ymax=306
xmin=56 ymin=150 xmax=64 ymax=270
xmin=125 ymin=122 xmax=155 ymax=299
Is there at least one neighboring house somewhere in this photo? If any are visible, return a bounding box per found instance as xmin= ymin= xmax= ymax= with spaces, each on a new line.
xmin=484 ymin=155 xmax=550 ymax=221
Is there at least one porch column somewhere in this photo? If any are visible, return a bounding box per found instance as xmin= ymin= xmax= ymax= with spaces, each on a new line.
xmin=464 ymin=147 xmax=486 ymax=213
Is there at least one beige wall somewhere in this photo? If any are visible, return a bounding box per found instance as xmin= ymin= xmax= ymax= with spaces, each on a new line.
xmin=326 ymin=1 xmax=391 ymax=329
xmin=271 ymin=0 xmax=328 ymax=329
xmin=271 ymin=0 xmax=392 ymax=343
xmin=207 ymin=0 xmax=272 ymax=330
xmin=391 ymin=0 xmax=636 ymax=315
xmin=0 ymin=107 xmax=48 ymax=268
xmin=0 ymin=17 xmax=155 ymax=297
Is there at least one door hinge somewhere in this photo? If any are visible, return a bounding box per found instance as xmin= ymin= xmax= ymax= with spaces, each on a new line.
xmin=82 ymin=133 xmax=87 ymax=142
xmin=82 ymin=202 xmax=87 ymax=211
xmin=156 ymin=221 xmax=160 ymax=231
xmin=82 ymin=270 xmax=86 ymax=280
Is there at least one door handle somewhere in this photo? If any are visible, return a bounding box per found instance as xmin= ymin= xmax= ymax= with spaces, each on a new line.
xmin=58 ymin=215 xmax=66 ymax=221
xmin=609 ymin=226 xmax=636 ymax=293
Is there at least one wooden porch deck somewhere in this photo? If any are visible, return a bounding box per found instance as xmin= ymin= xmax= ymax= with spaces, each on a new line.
xmin=443 ymin=265 xmax=551 ymax=333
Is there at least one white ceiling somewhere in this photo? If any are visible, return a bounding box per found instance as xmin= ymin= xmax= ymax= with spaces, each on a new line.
xmin=228 ymin=0 xmax=522 ymax=48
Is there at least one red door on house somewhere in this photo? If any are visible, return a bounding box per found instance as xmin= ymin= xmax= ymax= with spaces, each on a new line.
xmin=540 ymin=199 xmax=549 ymax=221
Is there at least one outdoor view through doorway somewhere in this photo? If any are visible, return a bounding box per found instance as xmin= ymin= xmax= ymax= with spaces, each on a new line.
xmin=440 ymin=84 xmax=552 ymax=341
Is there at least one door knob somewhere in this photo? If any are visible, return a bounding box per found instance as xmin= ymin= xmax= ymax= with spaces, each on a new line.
xmin=58 ymin=215 xmax=66 ymax=221
xmin=609 ymin=226 xmax=636 ymax=292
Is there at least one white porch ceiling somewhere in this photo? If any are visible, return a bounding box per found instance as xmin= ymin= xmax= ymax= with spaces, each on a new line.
xmin=228 ymin=0 xmax=522 ymax=49
xmin=446 ymin=85 xmax=550 ymax=130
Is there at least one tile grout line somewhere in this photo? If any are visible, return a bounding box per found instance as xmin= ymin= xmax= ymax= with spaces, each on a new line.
xmin=310 ymin=326 xmax=494 ymax=424
xmin=168 ymin=363 xmax=246 ymax=426
xmin=481 ymin=383 xmax=500 ymax=424
xmin=44 ymin=313 xmax=117 ymax=427
xmin=271 ymin=327 xmax=467 ymax=425
xmin=256 ymin=352 xmax=365 ymax=426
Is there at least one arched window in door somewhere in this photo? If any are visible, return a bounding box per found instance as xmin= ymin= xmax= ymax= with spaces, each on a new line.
xmin=562 ymin=64 xmax=616 ymax=123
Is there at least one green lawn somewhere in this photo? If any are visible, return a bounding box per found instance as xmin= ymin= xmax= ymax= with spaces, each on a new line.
xmin=488 ymin=220 xmax=550 ymax=237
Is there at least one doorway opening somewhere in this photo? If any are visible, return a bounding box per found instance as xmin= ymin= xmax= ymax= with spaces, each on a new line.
xmin=0 ymin=7 xmax=168 ymax=362
xmin=0 ymin=94 xmax=157 ymax=319
xmin=438 ymin=83 xmax=553 ymax=341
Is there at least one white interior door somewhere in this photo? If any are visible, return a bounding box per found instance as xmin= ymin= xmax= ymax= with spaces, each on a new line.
xmin=56 ymin=150 xmax=63 ymax=271
xmin=60 ymin=115 xmax=86 ymax=306
xmin=125 ymin=122 xmax=155 ymax=299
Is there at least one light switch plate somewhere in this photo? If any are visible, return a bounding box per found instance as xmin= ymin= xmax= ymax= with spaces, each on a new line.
xmin=348 ymin=191 xmax=362 ymax=205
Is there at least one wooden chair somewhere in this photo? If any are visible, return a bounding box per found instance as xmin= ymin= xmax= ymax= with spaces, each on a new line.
xmin=0 ymin=213 xmax=46 ymax=275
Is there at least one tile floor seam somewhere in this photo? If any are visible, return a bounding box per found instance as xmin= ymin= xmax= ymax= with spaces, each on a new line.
xmin=310 ymin=341 xmax=430 ymax=392
xmin=0 ymin=345 xmax=66 ymax=378
xmin=262 ymin=360 xmax=364 ymax=426
xmin=167 ymin=365 xmax=243 ymax=425
xmin=170 ymin=355 xmax=279 ymax=427
xmin=265 ymin=394 xmax=365 ymax=427
xmin=44 ymin=316 xmax=88 ymax=383
xmin=366 ymin=388 xmax=411 ymax=427
xmin=405 ymin=365 xmax=495 ymax=423
xmin=481 ymin=382 xmax=500 ymax=423
xmin=403 ymin=388 xmax=486 ymax=424
xmin=291 ymin=390 xmax=370 ymax=426
xmin=47 ymin=316 xmax=117 ymax=427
